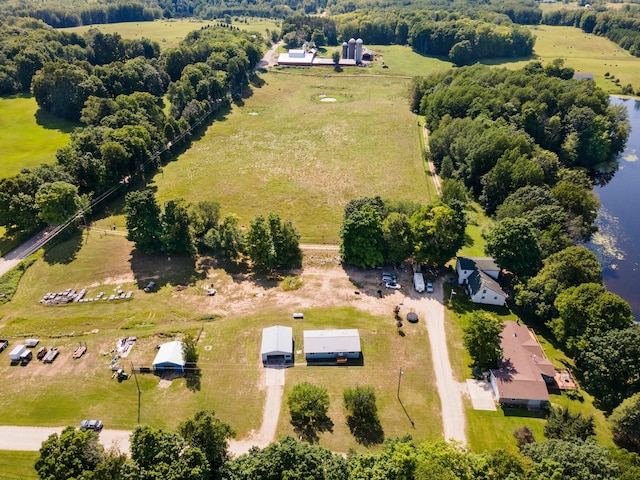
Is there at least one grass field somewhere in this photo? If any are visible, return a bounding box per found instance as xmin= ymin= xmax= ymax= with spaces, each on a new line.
xmin=0 ymin=94 xmax=75 ymax=179
xmin=63 ymin=17 xmax=280 ymax=50
xmin=150 ymin=71 xmax=428 ymax=243
xmin=0 ymin=451 xmax=38 ymax=479
xmin=485 ymin=25 xmax=640 ymax=93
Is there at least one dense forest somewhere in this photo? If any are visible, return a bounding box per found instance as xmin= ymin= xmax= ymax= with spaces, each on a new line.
xmin=0 ymin=17 xmax=263 ymax=237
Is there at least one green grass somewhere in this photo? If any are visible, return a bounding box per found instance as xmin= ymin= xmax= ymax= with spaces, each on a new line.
xmin=484 ymin=25 xmax=640 ymax=94
xmin=457 ymin=202 xmax=493 ymax=258
xmin=62 ymin=17 xmax=280 ymax=50
xmin=0 ymin=451 xmax=38 ymax=480
xmin=0 ymin=94 xmax=75 ymax=179
xmin=0 ymin=257 xmax=37 ymax=305
xmin=151 ymin=71 xmax=429 ymax=243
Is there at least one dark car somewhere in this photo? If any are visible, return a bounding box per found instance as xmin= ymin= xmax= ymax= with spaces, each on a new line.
xmin=0 ymin=340 xmax=8 ymax=353
xmin=80 ymin=419 xmax=103 ymax=431
xmin=143 ymin=281 xmax=156 ymax=293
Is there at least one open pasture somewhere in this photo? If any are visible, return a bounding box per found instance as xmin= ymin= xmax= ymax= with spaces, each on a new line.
xmin=487 ymin=25 xmax=640 ymax=92
xmin=62 ymin=17 xmax=280 ymax=50
xmin=151 ymin=72 xmax=428 ymax=243
xmin=0 ymin=95 xmax=75 ymax=180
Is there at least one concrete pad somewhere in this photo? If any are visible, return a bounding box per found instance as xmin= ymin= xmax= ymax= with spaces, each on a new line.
xmin=466 ymin=379 xmax=497 ymax=411
xmin=265 ymin=366 xmax=285 ymax=386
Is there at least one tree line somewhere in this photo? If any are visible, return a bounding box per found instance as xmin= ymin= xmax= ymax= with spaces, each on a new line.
xmin=35 ymin=407 xmax=640 ymax=479
xmin=410 ymin=60 xmax=640 ymax=446
xmin=281 ymin=11 xmax=535 ymax=65
xmin=0 ymin=20 xmax=263 ymax=240
xmin=124 ymin=189 xmax=302 ymax=270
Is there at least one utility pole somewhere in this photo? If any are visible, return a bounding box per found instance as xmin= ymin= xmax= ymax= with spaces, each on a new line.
xmin=131 ymin=362 xmax=141 ymax=424
xmin=397 ymin=367 xmax=404 ymax=399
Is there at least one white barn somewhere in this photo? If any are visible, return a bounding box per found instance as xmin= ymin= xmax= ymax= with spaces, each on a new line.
xmin=261 ymin=325 xmax=293 ymax=366
xmin=456 ymin=256 xmax=500 ymax=284
xmin=467 ymin=270 xmax=508 ymax=307
xmin=304 ymin=329 xmax=361 ymax=363
xmin=153 ymin=340 xmax=186 ymax=372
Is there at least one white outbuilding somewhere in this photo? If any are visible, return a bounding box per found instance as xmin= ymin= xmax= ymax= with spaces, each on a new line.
xmin=304 ymin=329 xmax=361 ymax=363
xmin=261 ymin=325 xmax=293 ymax=366
xmin=153 ymin=340 xmax=186 ymax=372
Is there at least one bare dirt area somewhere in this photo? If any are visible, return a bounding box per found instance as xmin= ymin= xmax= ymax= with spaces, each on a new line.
xmin=0 ymin=426 xmax=130 ymax=453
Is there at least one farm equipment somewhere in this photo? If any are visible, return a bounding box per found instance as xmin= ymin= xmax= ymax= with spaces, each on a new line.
xmin=72 ymin=343 xmax=87 ymax=359
xmin=112 ymin=368 xmax=129 ymax=382
xmin=37 ymin=346 xmax=48 ymax=360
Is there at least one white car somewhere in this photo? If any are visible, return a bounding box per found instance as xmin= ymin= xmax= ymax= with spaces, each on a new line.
xmin=385 ymin=282 xmax=401 ymax=290
xmin=426 ymin=280 xmax=434 ymax=293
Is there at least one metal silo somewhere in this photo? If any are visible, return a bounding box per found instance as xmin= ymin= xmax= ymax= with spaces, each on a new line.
xmin=342 ymin=41 xmax=348 ymax=59
xmin=356 ymin=38 xmax=363 ymax=63
xmin=348 ymin=38 xmax=356 ymax=59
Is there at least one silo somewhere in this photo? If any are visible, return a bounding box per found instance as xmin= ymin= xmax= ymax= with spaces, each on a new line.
xmin=348 ymin=38 xmax=356 ymax=59
xmin=355 ymin=38 xmax=363 ymax=63
xmin=342 ymin=41 xmax=348 ymax=59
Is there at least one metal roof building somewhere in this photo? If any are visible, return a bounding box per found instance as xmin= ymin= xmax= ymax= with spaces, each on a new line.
xmin=303 ymin=329 xmax=361 ymax=361
xmin=153 ymin=340 xmax=186 ymax=372
xmin=261 ymin=325 xmax=293 ymax=365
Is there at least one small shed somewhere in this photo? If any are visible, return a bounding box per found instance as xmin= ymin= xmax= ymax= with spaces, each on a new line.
xmin=304 ymin=329 xmax=361 ymax=362
xmin=153 ymin=340 xmax=185 ymax=373
xmin=261 ymin=325 xmax=293 ymax=366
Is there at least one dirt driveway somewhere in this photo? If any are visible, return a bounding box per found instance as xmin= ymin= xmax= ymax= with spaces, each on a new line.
xmin=0 ymin=426 xmax=130 ymax=453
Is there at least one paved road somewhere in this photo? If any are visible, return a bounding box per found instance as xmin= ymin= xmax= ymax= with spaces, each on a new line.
xmin=0 ymin=227 xmax=58 ymax=277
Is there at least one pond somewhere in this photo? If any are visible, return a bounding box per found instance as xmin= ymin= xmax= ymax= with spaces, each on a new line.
xmin=587 ymin=96 xmax=640 ymax=320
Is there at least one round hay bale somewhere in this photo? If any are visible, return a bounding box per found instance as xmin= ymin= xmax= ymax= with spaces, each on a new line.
xmin=406 ymin=312 xmax=419 ymax=323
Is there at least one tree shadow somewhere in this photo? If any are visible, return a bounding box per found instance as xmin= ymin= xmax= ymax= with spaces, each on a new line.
xmin=346 ymin=415 xmax=384 ymax=446
xmin=291 ymin=415 xmax=334 ymax=444
xmin=185 ymin=364 xmax=201 ymax=391
xmin=249 ymin=73 xmax=265 ymax=88
xmin=42 ymin=231 xmax=83 ymax=265
xmin=129 ymin=250 xmax=207 ymax=289
xmin=35 ymin=107 xmax=78 ymax=133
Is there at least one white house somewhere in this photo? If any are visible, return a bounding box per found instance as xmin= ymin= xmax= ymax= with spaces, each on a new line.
xmin=304 ymin=329 xmax=361 ymax=363
xmin=456 ymin=256 xmax=500 ymax=284
xmin=467 ymin=270 xmax=508 ymax=307
xmin=153 ymin=340 xmax=186 ymax=372
xmin=261 ymin=325 xmax=293 ymax=366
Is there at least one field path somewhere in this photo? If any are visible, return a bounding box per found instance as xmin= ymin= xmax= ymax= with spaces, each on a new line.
xmin=422 ymin=124 xmax=441 ymax=196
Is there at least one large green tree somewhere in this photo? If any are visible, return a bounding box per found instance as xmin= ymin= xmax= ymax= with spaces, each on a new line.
xmin=245 ymin=213 xmax=302 ymax=270
xmin=577 ymin=327 xmax=640 ymax=412
xmin=485 ymin=217 xmax=542 ymax=278
xmin=515 ymin=246 xmax=602 ymax=321
xmin=124 ymin=189 xmax=163 ymax=254
xmin=550 ymin=282 xmax=633 ymax=353
xmin=544 ymin=406 xmax=594 ymax=441
xmin=463 ymin=311 xmax=504 ymax=369
xmin=340 ymin=204 xmax=385 ymax=268
xmin=287 ymin=382 xmax=330 ymax=428
xmin=343 ymin=386 xmax=384 ymax=445
xmin=161 ymin=199 xmax=195 ymax=255
xmin=382 ymin=212 xmax=413 ymax=266
xmin=410 ymin=202 xmax=466 ymax=267
xmin=35 ymin=426 xmax=105 ymax=480
xmin=178 ymin=410 xmax=235 ymax=479
xmin=610 ymin=393 xmax=640 ymax=453
xmin=35 ymin=181 xmax=82 ymax=226
xmin=217 ymin=214 xmax=245 ymax=260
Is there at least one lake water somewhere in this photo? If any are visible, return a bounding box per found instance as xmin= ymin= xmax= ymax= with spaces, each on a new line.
xmin=587 ymin=96 xmax=640 ymax=320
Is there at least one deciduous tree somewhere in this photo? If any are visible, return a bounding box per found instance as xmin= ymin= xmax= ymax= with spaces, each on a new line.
xmin=485 ymin=217 xmax=542 ymax=278
xmin=544 ymin=406 xmax=594 ymax=441
xmin=410 ymin=202 xmax=466 ymax=267
xmin=340 ymin=204 xmax=385 ymax=268
xmin=343 ymin=386 xmax=384 ymax=445
xmin=287 ymin=382 xmax=330 ymax=428
xmin=610 ymin=393 xmax=640 ymax=453
xmin=463 ymin=311 xmax=504 ymax=369
xmin=124 ymin=189 xmax=163 ymax=254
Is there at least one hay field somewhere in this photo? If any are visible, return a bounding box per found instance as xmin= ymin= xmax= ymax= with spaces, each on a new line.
xmin=152 ymin=72 xmax=428 ymax=243
xmin=63 ymin=17 xmax=279 ymax=50
xmin=486 ymin=25 xmax=640 ymax=92
xmin=0 ymin=95 xmax=75 ymax=179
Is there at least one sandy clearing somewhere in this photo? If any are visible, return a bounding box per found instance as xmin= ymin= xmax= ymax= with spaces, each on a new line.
xmin=0 ymin=426 xmax=130 ymax=453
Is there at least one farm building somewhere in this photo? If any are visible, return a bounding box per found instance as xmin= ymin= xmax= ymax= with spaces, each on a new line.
xmin=152 ymin=340 xmax=185 ymax=372
xmin=304 ymin=329 xmax=361 ymax=362
xmin=490 ymin=321 xmax=554 ymax=409
xmin=456 ymin=256 xmax=507 ymax=306
xmin=261 ymin=325 xmax=293 ymax=366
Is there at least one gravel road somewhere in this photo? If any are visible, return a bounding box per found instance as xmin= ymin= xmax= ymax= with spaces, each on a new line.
xmin=0 ymin=426 xmax=131 ymax=453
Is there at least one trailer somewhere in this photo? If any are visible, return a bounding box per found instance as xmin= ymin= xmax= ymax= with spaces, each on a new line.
xmin=9 ymin=344 xmax=26 ymax=362
xmin=413 ymin=272 xmax=425 ymax=293
xmin=43 ymin=348 xmax=59 ymax=364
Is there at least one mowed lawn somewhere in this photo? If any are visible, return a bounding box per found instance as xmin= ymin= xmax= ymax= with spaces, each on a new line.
xmin=63 ymin=17 xmax=280 ymax=50
xmin=0 ymin=95 xmax=76 ymax=179
xmin=152 ymin=72 xmax=427 ymax=243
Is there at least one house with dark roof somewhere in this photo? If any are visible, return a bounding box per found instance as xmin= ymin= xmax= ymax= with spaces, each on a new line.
xmin=456 ymin=256 xmax=507 ymax=306
xmin=490 ymin=321 xmax=555 ymax=409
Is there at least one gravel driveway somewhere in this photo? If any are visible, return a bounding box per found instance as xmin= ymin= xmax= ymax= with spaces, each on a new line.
xmin=0 ymin=426 xmax=130 ymax=453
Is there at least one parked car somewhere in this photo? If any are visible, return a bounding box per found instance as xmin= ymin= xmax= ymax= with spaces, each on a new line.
xmin=426 ymin=280 xmax=434 ymax=293
xmin=143 ymin=281 xmax=156 ymax=292
xmin=385 ymin=282 xmax=401 ymax=290
xmin=80 ymin=419 xmax=103 ymax=431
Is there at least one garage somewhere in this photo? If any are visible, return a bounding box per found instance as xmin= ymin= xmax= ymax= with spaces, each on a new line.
xmin=261 ymin=325 xmax=293 ymax=366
